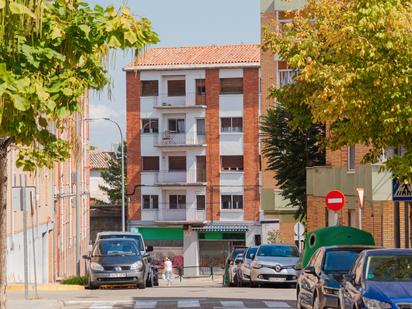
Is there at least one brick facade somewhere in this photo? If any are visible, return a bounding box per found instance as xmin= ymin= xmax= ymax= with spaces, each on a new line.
xmin=243 ymin=68 xmax=260 ymax=221
xmin=126 ymin=71 xmax=141 ymax=220
xmin=205 ymin=69 xmax=221 ymax=221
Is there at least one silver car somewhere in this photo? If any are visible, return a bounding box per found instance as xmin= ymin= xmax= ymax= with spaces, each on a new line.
xmin=250 ymin=244 xmax=299 ymax=286
xmin=240 ymin=246 xmax=258 ymax=285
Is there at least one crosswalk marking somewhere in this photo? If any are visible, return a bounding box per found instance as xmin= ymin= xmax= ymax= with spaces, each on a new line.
xmin=264 ymin=301 xmax=291 ymax=308
xmin=134 ymin=300 xmax=157 ymax=308
xmin=89 ymin=301 xmax=114 ymax=309
xmin=220 ymin=301 xmax=246 ymax=307
xmin=177 ymin=300 xmax=200 ymax=308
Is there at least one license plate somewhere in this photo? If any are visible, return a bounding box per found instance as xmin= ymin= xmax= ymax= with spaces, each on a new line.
xmin=269 ymin=277 xmax=285 ymax=282
xmin=109 ymin=273 xmax=126 ymax=278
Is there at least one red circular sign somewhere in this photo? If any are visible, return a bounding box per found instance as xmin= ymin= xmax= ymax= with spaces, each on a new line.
xmin=325 ymin=190 xmax=345 ymax=211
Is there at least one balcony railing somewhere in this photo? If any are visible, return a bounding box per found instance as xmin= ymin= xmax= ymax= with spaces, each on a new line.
xmin=157 ymin=132 xmax=206 ymax=146
xmin=153 ymin=92 xmax=206 ymax=108
xmin=142 ymin=207 xmax=206 ymax=222
xmin=278 ymin=69 xmax=298 ymax=87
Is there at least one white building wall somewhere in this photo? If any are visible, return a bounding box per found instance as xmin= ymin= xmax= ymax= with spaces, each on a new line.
xmin=90 ymin=170 xmax=109 ymax=203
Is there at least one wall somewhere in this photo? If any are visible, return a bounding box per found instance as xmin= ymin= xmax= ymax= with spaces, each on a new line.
xmin=90 ymin=170 xmax=109 ymax=204
xmin=90 ymin=205 xmax=122 ymax=242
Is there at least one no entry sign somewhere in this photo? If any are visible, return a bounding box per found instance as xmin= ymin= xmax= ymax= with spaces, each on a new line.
xmin=325 ymin=190 xmax=345 ymax=211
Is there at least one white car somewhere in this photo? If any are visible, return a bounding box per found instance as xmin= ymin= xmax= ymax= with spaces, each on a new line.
xmin=240 ymin=246 xmax=258 ymax=285
xmin=250 ymin=244 xmax=299 ymax=287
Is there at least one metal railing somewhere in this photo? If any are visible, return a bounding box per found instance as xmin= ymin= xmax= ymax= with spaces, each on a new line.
xmin=151 ymin=92 xmax=206 ymax=108
xmin=157 ymin=131 xmax=206 ymax=146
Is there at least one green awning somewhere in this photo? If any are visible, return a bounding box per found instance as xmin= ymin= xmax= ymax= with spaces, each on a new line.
xmin=192 ymin=225 xmax=248 ymax=233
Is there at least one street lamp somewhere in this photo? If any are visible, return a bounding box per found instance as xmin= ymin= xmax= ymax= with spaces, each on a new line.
xmin=85 ymin=117 xmax=126 ymax=232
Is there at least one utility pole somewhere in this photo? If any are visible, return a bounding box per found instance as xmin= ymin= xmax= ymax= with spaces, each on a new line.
xmin=21 ymin=176 xmax=29 ymax=300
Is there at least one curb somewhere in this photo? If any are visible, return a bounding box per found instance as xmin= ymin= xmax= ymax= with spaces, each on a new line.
xmin=7 ymin=284 xmax=84 ymax=292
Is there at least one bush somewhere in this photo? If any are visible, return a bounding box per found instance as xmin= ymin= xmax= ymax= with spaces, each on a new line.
xmin=60 ymin=276 xmax=88 ymax=286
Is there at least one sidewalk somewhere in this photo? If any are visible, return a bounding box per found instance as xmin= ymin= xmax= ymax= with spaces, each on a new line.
xmin=7 ymin=299 xmax=63 ymax=309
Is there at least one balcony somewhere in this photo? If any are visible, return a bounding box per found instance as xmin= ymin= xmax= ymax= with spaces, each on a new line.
xmin=155 ymin=132 xmax=206 ymax=147
xmin=142 ymin=208 xmax=206 ymax=223
xmin=154 ymin=170 xmax=206 ymax=186
xmin=153 ymin=93 xmax=206 ymax=110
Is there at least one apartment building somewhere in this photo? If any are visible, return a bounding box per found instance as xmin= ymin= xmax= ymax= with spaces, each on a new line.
xmin=260 ymin=0 xmax=306 ymax=243
xmin=6 ymin=96 xmax=90 ymax=283
xmin=125 ymin=45 xmax=261 ymax=273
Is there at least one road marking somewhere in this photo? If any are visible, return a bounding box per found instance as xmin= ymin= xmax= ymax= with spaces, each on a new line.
xmin=89 ymin=302 xmax=114 ymax=309
xmin=178 ymin=300 xmax=200 ymax=307
xmin=134 ymin=300 xmax=157 ymax=308
xmin=264 ymin=301 xmax=291 ymax=308
xmin=220 ymin=301 xmax=245 ymax=307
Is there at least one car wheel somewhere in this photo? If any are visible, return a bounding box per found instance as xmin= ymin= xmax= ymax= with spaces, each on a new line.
xmin=138 ymin=280 xmax=146 ymax=289
xmin=86 ymin=276 xmax=98 ymax=290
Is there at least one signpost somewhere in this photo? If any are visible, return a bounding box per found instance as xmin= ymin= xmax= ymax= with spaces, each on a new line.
xmin=356 ymin=188 xmax=365 ymax=230
xmin=294 ymin=222 xmax=305 ymax=253
xmin=325 ymin=190 xmax=345 ymax=226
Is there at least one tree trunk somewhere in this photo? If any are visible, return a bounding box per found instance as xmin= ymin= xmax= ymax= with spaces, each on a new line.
xmin=0 ymin=138 xmax=11 ymax=309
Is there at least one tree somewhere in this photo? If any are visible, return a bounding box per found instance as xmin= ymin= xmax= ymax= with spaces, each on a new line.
xmin=267 ymin=229 xmax=282 ymax=244
xmin=0 ymin=1 xmax=158 ymax=306
xmin=261 ymin=104 xmax=325 ymax=220
xmin=263 ymin=0 xmax=412 ymax=182
xmin=99 ymin=142 xmax=127 ymax=205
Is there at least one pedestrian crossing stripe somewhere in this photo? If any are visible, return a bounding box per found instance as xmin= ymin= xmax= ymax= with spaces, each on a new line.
xmin=64 ymin=299 xmax=292 ymax=308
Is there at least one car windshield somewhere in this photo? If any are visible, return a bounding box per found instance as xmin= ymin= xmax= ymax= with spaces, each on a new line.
xmin=100 ymin=235 xmax=144 ymax=251
xmin=366 ymin=255 xmax=412 ymax=282
xmin=257 ymin=245 xmax=299 ymax=257
xmin=93 ymin=240 xmax=139 ymax=257
xmin=323 ymin=250 xmax=360 ymax=273
xmin=246 ymin=247 xmax=258 ymax=259
xmin=232 ymin=248 xmax=246 ymax=259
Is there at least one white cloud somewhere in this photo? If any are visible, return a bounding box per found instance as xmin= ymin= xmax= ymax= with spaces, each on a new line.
xmin=89 ymin=103 xmax=119 ymax=121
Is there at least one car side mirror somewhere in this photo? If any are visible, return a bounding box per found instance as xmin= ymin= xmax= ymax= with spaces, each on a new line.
xmin=82 ymin=255 xmax=91 ymax=260
xmin=146 ymin=246 xmax=154 ymax=252
xmin=303 ymin=266 xmax=316 ymax=275
xmin=343 ymin=273 xmax=354 ymax=283
xmin=250 ymin=254 xmax=255 ymax=260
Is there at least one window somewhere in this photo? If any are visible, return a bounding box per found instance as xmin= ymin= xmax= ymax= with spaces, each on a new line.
xmin=348 ymin=209 xmax=356 ymax=227
xmin=141 ymin=80 xmax=158 ymax=96
xmin=169 ymin=195 xmax=186 ymax=209
xmin=167 ymin=80 xmax=185 ymax=96
xmin=323 ymin=250 xmax=360 ymax=273
xmin=142 ymin=195 xmax=159 ymax=209
xmin=168 ymin=119 xmax=185 ymax=133
xmin=141 ymin=119 xmax=159 ymax=133
xmin=196 ymin=156 xmax=206 ymax=182
xmin=348 ymin=145 xmax=355 ymax=171
xmin=196 ymin=79 xmax=206 ymax=105
xmin=221 ymin=195 xmax=243 ymax=209
xmin=142 ymin=156 xmax=159 ymax=171
xmin=221 ymin=156 xmax=243 ymax=171
xmin=197 ymin=119 xmax=205 ymax=136
xmin=220 ymin=78 xmax=243 ymax=94
xmin=277 ymin=61 xmax=297 ymax=87
xmin=196 ymin=195 xmax=205 ymax=210
xmin=221 ymin=117 xmax=243 ymax=133
xmin=169 ymin=156 xmax=186 ymax=171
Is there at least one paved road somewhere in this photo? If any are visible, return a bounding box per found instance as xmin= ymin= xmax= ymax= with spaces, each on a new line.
xmin=7 ymin=278 xmax=297 ymax=309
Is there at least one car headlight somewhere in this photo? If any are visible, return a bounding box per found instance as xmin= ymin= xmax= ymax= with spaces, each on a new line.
xmin=90 ymin=262 xmax=104 ymax=271
xmin=322 ymin=286 xmax=339 ymax=296
xmin=130 ymin=261 xmax=144 ymax=271
xmin=252 ymin=262 xmax=262 ymax=269
xmin=363 ymin=297 xmax=391 ymax=309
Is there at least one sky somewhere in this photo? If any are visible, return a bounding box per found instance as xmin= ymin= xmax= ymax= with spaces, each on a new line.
xmin=86 ymin=0 xmax=260 ymax=151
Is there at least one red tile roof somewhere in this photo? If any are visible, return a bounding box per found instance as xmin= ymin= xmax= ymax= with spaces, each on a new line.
xmin=90 ymin=150 xmax=113 ymax=170
xmin=125 ymin=44 xmax=260 ymax=70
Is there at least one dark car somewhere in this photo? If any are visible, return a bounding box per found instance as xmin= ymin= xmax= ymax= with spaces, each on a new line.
xmin=95 ymin=232 xmax=157 ymax=287
xmin=83 ymin=238 xmax=149 ymax=289
xmin=339 ymin=249 xmax=412 ymax=309
xmin=297 ymin=245 xmax=377 ymax=309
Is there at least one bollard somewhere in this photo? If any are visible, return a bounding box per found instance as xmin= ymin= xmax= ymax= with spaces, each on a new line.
xmin=178 ymin=266 xmax=183 ymax=282
xmin=210 ymin=265 xmax=214 ymax=281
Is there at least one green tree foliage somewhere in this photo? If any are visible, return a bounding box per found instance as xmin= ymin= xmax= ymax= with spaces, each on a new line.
xmin=261 ymin=104 xmax=325 ymax=220
xmin=99 ymin=143 xmax=126 ymax=205
xmin=263 ymin=0 xmax=412 ymax=182
xmin=0 ymin=1 xmax=158 ymax=306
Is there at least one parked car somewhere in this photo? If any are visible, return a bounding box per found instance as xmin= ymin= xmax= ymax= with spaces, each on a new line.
xmin=94 ymin=231 xmax=157 ymax=287
xmin=223 ymin=246 xmax=247 ymax=286
xmin=232 ymin=253 xmax=245 ymax=287
xmin=339 ymin=249 xmax=412 ymax=309
xmin=296 ymin=245 xmax=378 ymax=309
xmin=240 ymin=246 xmax=258 ymax=285
xmin=83 ymin=238 xmax=149 ymax=289
xmin=250 ymin=244 xmax=299 ymax=287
